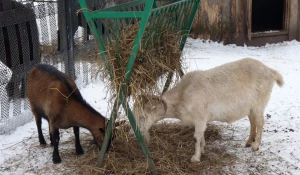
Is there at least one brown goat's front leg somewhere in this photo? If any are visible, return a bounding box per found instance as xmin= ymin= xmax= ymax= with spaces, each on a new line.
xmin=73 ymin=127 xmax=84 ymax=155
xmin=51 ymin=128 xmax=61 ymax=163
xmin=49 ymin=126 xmax=53 ymax=146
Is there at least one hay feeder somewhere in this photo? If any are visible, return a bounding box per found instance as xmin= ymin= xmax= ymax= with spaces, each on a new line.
xmin=77 ymin=0 xmax=200 ymax=174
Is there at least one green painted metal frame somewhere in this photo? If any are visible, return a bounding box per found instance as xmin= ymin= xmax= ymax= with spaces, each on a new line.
xmin=77 ymin=0 xmax=200 ymax=174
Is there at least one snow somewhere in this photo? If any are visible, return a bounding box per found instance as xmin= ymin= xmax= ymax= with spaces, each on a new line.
xmin=252 ymin=30 xmax=281 ymax=34
xmin=1 ymin=38 xmax=300 ymax=174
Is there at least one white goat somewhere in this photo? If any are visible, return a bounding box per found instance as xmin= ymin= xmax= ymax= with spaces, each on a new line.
xmin=131 ymin=58 xmax=284 ymax=162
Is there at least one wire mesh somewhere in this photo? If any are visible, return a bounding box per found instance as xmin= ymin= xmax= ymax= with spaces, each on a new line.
xmin=0 ymin=0 xmax=39 ymax=134
xmin=0 ymin=0 xmax=118 ymax=134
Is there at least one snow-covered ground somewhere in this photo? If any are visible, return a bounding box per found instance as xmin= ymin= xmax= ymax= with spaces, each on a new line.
xmin=0 ymin=38 xmax=299 ymax=174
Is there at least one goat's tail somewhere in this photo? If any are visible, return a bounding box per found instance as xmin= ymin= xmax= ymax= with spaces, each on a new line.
xmin=271 ymin=69 xmax=284 ymax=87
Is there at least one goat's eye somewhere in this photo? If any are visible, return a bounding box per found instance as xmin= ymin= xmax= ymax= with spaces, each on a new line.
xmin=99 ymin=128 xmax=105 ymax=134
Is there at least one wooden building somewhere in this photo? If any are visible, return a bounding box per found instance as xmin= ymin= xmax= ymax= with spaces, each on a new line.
xmin=190 ymin=0 xmax=300 ymax=46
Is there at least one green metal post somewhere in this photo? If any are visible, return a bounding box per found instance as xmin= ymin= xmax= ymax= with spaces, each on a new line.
xmin=122 ymin=101 xmax=157 ymax=175
xmin=117 ymin=1 xmax=158 ymax=173
xmin=97 ymin=97 xmax=122 ymax=167
xmin=123 ymin=0 xmax=154 ymax=84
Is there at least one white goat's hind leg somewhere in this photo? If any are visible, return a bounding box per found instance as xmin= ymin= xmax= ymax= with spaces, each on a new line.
xmin=200 ymin=135 xmax=205 ymax=154
xmin=191 ymin=123 xmax=206 ymax=162
xmin=246 ymin=114 xmax=257 ymax=147
xmin=251 ymin=113 xmax=264 ymax=151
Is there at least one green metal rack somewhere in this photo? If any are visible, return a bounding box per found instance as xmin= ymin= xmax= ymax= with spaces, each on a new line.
xmin=77 ymin=0 xmax=200 ymax=174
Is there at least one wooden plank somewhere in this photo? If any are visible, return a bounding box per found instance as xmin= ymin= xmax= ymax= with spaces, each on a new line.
xmin=247 ymin=0 xmax=252 ymax=41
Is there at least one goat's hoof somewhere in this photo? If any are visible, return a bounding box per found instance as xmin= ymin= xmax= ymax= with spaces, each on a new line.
xmin=191 ymin=155 xmax=200 ymax=163
xmin=40 ymin=144 xmax=47 ymax=148
xmin=76 ymin=148 xmax=84 ymax=155
xmin=52 ymin=156 xmax=61 ymax=164
xmin=245 ymin=143 xmax=251 ymax=147
xmin=39 ymin=139 xmax=47 ymax=145
xmin=251 ymin=143 xmax=260 ymax=151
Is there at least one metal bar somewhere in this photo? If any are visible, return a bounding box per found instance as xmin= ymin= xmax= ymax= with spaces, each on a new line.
xmin=151 ymin=0 xmax=186 ymax=12
xmin=123 ymin=0 xmax=154 ymax=84
xmin=139 ymin=14 xmax=155 ymax=59
xmin=115 ymin=19 xmax=121 ymax=67
xmin=78 ymin=0 xmax=114 ymax=80
xmin=179 ymin=0 xmax=200 ymax=51
xmin=176 ymin=1 xmax=187 ymax=29
xmin=152 ymin=1 xmax=158 ymax=9
xmin=162 ymin=71 xmax=174 ymax=94
xmin=65 ymin=0 xmax=75 ymax=79
xmin=58 ymin=0 xmax=68 ymax=71
xmin=97 ymin=97 xmax=122 ymax=167
xmin=163 ymin=6 xmax=176 ymax=31
xmin=102 ymin=19 xmax=113 ymax=44
xmin=89 ymin=11 xmax=144 ymax=19
xmin=180 ymin=1 xmax=192 ymax=29
xmin=100 ymin=0 xmax=147 ymax=12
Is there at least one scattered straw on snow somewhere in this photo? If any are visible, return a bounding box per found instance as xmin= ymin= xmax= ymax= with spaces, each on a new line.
xmin=1 ymin=123 xmax=237 ymax=174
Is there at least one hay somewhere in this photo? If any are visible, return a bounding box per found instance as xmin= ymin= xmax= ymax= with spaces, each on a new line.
xmin=93 ymin=20 xmax=184 ymax=100
xmin=64 ymin=123 xmax=237 ymax=174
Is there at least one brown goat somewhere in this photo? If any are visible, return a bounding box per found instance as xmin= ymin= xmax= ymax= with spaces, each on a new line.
xmin=27 ymin=64 xmax=106 ymax=163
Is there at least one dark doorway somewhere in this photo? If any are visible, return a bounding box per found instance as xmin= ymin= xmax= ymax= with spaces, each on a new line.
xmin=252 ymin=0 xmax=286 ymax=32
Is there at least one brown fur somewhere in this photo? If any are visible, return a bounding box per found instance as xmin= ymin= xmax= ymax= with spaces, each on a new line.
xmin=27 ymin=64 xmax=106 ymax=163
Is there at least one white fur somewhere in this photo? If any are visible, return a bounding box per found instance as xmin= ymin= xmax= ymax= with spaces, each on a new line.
xmin=131 ymin=58 xmax=284 ymax=162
